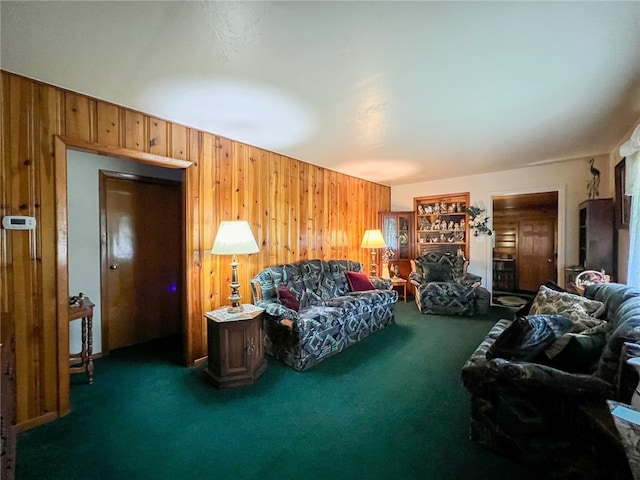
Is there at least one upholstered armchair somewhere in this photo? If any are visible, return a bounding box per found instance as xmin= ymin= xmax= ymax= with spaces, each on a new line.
xmin=409 ymin=252 xmax=486 ymax=316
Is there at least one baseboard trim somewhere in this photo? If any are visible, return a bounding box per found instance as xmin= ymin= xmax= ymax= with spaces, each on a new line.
xmin=16 ymin=411 xmax=58 ymax=432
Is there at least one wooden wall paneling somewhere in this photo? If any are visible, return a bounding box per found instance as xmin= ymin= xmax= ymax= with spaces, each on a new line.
xmin=9 ymin=75 xmax=38 ymax=423
xmin=201 ymin=133 xmax=217 ymax=314
xmin=268 ymin=152 xmax=280 ymax=266
xmin=1 ymin=71 xmax=391 ymax=428
xmin=312 ymin=165 xmax=324 ymax=260
xmin=298 ymin=161 xmax=309 ymax=259
xmin=64 ymin=92 xmax=95 ymax=142
xmin=35 ymin=84 xmax=62 ymax=414
xmin=234 ymin=142 xmax=252 ymax=305
xmin=124 ymin=110 xmax=145 ymax=152
xmin=252 ymin=147 xmax=269 ymax=271
xmin=288 ymin=158 xmax=300 ymax=261
xmin=0 ymin=72 xmax=8 ymax=317
xmin=96 ymin=103 xmax=120 ymax=146
xmin=148 ymin=117 xmax=168 ymax=156
xmin=171 ymin=124 xmax=188 ymax=160
xmin=276 ymin=155 xmax=290 ymax=264
xmin=184 ymin=128 xmax=203 ymax=363
xmin=246 ymin=146 xmax=266 ymax=286
xmin=214 ymin=136 xmax=234 ymax=308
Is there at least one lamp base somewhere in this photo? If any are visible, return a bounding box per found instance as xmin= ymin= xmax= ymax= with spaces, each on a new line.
xmin=226 ymin=303 xmax=244 ymax=313
xmin=227 ymin=256 xmax=244 ymax=313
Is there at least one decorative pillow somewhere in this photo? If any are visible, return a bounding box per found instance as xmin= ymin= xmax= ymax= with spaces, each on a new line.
xmin=345 ymin=271 xmax=376 ymax=292
xmin=514 ymin=280 xmax=567 ymax=318
xmin=538 ymin=332 xmax=607 ymax=374
xmin=529 ymin=285 xmax=605 ymax=323
xmin=277 ymin=284 xmax=300 ymax=312
xmin=423 ymin=262 xmax=452 ymax=282
xmin=486 ymin=314 xmax=573 ymax=362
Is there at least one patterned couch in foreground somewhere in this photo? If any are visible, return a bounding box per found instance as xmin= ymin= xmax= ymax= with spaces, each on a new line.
xmin=251 ymin=259 xmax=398 ymax=371
xmin=461 ymin=282 xmax=640 ymax=479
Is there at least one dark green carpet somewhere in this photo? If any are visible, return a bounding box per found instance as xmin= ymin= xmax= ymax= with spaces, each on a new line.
xmin=17 ymin=302 xmax=542 ymax=480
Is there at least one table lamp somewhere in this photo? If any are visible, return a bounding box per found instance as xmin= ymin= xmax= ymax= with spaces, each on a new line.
xmin=211 ymin=220 xmax=260 ymax=312
xmin=360 ymin=229 xmax=386 ymax=277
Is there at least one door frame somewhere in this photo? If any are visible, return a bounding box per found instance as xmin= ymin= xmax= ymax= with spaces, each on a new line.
xmin=99 ymin=170 xmax=183 ymax=354
xmin=485 ymin=184 xmax=565 ymax=297
xmin=54 ymin=136 xmax=193 ymax=417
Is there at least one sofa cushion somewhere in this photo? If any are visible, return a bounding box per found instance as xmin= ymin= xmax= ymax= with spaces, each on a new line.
xmin=486 ymin=314 xmax=573 ymax=362
xmin=346 ymin=271 xmax=376 ymax=291
xmin=277 ymin=284 xmax=300 ymax=312
xmin=529 ymin=285 xmax=605 ymax=323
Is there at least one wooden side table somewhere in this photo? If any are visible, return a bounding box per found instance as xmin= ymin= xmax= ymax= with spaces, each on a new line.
xmin=205 ymin=304 xmax=266 ymax=389
xmin=68 ymin=296 xmax=95 ymax=384
xmin=391 ymin=277 xmax=407 ymax=302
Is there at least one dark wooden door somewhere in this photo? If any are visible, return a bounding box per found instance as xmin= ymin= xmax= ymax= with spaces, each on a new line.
xmin=100 ymin=172 xmax=182 ymax=352
xmin=518 ymin=218 xmax=556 ymax=291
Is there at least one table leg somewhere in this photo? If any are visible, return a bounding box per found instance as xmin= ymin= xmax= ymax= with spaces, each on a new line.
xmin=87 ymin=316 xmax=94 ymax=384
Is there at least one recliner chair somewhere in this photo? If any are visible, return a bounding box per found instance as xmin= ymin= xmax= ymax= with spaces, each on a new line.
xmin=409 ymin=252 xmax=486 ymax=315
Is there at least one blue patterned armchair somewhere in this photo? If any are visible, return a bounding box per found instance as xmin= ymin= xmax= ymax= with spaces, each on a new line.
xmin=409 ymin=252 xmax=484 ymax=316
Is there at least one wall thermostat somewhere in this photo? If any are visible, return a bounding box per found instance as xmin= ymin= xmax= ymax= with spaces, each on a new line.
xmin=2 ymin=216 xmax=37 ymax=230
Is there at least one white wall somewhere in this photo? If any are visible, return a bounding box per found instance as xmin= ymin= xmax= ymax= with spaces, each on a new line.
xmin=390 ymin=154 xmax=612 ymax=292
xmin=608 ymin=118 xmax=640 ymax=284
xmin=67 ymin=150 xmax=182 ymax=354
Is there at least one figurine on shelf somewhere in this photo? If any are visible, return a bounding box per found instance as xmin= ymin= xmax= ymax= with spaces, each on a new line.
xmin=418 ymin=205 xmax=425 ymax=215
xmin=440 ymin=202 xmax=447 ymax=213
xmin=448 ymin=203 xmax=456 ymax=213
xmin=448 ymin=220 xmax=454 ymax=230
xmin=425 ymin=204 xmax=433 ymax=214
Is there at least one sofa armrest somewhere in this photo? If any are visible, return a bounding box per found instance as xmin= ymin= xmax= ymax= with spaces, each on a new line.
xmin=255 ymin=299 xmax=300 ymax=326
xmin=486 ymin=358 xmax=614 ymax=399
xmin=370 ymin=277 xmax=392 ymax=290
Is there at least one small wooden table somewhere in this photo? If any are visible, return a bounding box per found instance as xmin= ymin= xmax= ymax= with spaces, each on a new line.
xmin=205 ymin=304 xmax=266 ymax=389
xmin=68 ymin=297 xmax=95 ymax=384
xmin=391 ymin=277 xmax=408 ymax=302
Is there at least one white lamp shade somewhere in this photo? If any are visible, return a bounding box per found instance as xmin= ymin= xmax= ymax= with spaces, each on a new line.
xmin=211 ymin=221 xmax=259 ymax=255
xmin=360 ymin=229 xmax=386 ymax=249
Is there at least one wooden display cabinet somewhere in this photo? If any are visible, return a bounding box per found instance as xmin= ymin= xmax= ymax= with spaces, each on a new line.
xmin=379 ymin=211 xmax=414 ymax=285
xmin=414 ymin=192 xmax=470 ymax=259
xmin=579 ymin=198 xmax=614 ymax=278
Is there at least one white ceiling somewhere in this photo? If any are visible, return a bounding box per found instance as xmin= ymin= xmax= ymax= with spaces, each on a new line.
xmin=2 ymin=1 xmax=639 ymax=186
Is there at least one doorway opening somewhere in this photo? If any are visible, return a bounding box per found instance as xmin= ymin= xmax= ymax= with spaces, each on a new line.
xmin=490 ymin=189 xmax=562 ymax=307
xmin=55 ymin=136 xmax=193 ymax=417
xmin=67 ymin=152 xmax=185 ymax=370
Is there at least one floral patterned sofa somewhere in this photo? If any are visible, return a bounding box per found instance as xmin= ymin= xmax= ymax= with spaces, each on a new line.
xmin=461 ymin=282 xmax=640 ymax=479
xmin=251 ymin=259 xmax=398 ymax=371
xmin=409 ymin=252 xmax=489 ymax=316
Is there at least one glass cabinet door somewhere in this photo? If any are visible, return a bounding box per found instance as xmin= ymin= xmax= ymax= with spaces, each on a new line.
xmin=383 ymin=216 xmax=398 ymax=255
xmin=398 ymin=215 xmax=410 ymax=259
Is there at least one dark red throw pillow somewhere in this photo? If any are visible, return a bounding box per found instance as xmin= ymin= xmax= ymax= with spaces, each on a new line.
xmin=345 ymin=271 xmax=376 ymax=292
xmin=277 ymin=284 xmax=300 ymax=312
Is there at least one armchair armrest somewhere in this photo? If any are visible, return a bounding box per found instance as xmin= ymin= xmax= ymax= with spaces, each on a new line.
xmin=487 ymin=358 xmax=614 ymax=399
xmin=456 ymin=272 xmax=482 ymax=287
xmin=408 ymin=271 xmax=424 ymax=287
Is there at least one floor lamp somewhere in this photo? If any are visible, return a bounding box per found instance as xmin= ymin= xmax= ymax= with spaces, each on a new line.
xmin=360 ymin=229 xmax=386 ymax=277
xmin=211 ymin=220 xmax=260 ymax=313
